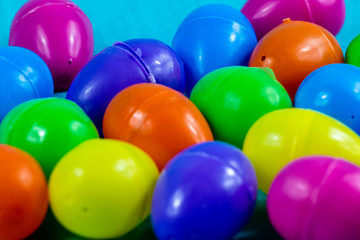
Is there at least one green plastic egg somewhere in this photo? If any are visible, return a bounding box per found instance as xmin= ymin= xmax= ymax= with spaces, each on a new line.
xmin=0 ymin=98 xmax=98 ymax=179
xmin=346 ymin=33 xmax=360 ymax=67
xmin=190 ymin=66 xmax=292 ymax=148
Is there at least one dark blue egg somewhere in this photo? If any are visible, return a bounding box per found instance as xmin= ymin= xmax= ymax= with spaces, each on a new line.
xmin=66 ymin=39 xmax=185 ymax=135
xmin=151 ymin=141 xmax=257 ymax=240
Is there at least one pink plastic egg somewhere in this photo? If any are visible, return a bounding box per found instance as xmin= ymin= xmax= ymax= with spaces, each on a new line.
xmin=268 ymin=156 xmax=360 ymax=240
xmin=242 ymin=0 xmax=345 ymax=40
xmin=9 ymin=0 xmax=94 ymax=92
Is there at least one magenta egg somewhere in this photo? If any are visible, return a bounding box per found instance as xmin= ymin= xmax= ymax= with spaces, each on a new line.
xmin=268 ymin=156 xmax=360 ymax=240
xmin=242 ymin=0 xmax=345 ymax=40
xmin=9 ymin=0 xmax=94 ymax=92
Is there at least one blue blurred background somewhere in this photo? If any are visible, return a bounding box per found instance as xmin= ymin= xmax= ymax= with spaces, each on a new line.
xmin=1 ymin=0 xmax=359 ymax=54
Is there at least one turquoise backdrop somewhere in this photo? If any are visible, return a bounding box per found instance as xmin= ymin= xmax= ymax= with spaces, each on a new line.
xmin=0 ymin=0 xmax=359 ymax=54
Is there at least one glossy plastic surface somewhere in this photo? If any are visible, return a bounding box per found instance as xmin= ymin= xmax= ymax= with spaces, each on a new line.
xmin=49 ymin=139 xmax=159 ymax=239
xmin=172 ymin=4 xmax=257 ymax=96
xmin=249 ymin=19 xmax=344 ymax=101
xmin=243 ymin=108 xmax=360 ymax=193
xmin=0 ymin=98 xmax=99 ymax=179
xmin=190 ymin=66 xmax=291 ymax=148
xmin=151 ymin=141 xmax=257 ymax=240
xmin=125 ymin=39 xmax=185 ymax=92
xmin=295 ymin=63 xmax=360 ymax=135
xmin=67 ymin=39 xmax=185 ymax=135
xmin=0 ymin=144 xmax=48 ymax=239
xmin=0 ymin=46 xmax=53 ymax=122
xmin=242 ymin=0 xmax=346 ymax=40
xmin=9 ymin=0 xmax=94 ymax=91
xmin=346 ymin=33 xmax=360 ymax=67
xmin=103 ymin=83 xmax=213 ymax=170
xmin=268 ymin=156 xmax=360 ymax=240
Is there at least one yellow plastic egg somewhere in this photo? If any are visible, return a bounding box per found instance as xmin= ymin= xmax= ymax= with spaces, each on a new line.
xmin=243 ymin=108 xmax=360 ymax=193
xmin=49 ymin=139 xmax=159 ymax=239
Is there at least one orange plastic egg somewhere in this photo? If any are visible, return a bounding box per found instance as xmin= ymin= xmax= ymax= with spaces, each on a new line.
xmin=249 ymin=19 xmax=344 ymax=100
xmin=103 ymin=83 xmax=213 ymax=170
xmin=0 ymin=144 xmax=48 ymax=239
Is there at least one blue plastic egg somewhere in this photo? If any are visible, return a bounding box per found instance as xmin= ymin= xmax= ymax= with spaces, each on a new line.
xmin=0 ymin=46 xmax=53 ymax=122
xmin=295 ymin=63 xmax=360 ymax=134
xmin=151 ymin=141 xmax=257 ymax=240
xmin=172 ymin=4 xmax=257 ymax=95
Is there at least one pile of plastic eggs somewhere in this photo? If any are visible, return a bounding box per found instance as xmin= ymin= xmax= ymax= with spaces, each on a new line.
xmin=1 ymin=0 xmax=360 ymax=239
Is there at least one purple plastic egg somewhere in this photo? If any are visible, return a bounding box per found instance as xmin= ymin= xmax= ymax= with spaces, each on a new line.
xmin=242 ymin=0 xmax=345 ymax=40
xmin=67 ymin=39 xmax=185 ymax=135
xmin=9 ymin=0 xmax=94 ymax=92
xmin=124 ymin=39 xmax=185 ymax=92
xmin=151 ymin=141 xmax=257 ymax=240
xmin=268 ymin=156 xmax=360 ymax=240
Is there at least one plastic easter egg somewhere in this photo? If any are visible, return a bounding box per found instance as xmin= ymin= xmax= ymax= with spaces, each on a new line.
xmin=0 ymin=144 xmax=48 ymax=239
xmin=49 ymin=139 xmax=159 ymax=239
xmin=67 ymin=40 xmax=185 ymax=135
xmin=151 ymin=141 xmax=257 ymax=240
xmin=0 ymin=98 xmax=99 ymax=179
xmin=9 ymin=0 xmax=94 ymax=92
xmin=295 ymin=64 xmax=360 ymax=135
xmin=103 ymin=83 xmax=213 ymax=170
xmin=124 ymin=39 xmax=185 ymax=92
xmin=172 ymin=4 xmax=257 ymax=95
xmin=190 ymin=66 xmax=291 ymax=148
xmin=0 ymin=46 xmax=53 ymax=122
xmin=345 ymin=33 xmax=360 ymax=67
xmin=268 ymin=156 xmax=360 ymax=240
xmin=242 ymin=0 xmax=346 ymax=40
xmin=249 ymin=19 xmax=344 ymax=100
xmin=243 ymin=108 xmax=360 ymax=193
